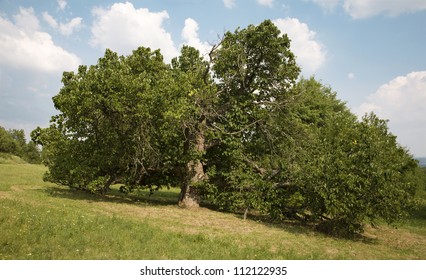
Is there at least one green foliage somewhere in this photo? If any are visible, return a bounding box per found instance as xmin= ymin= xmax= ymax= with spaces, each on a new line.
xmin=22 ymin=142 xmax=43 ymax=164
xmin=202 ymin=20 xmax=300 ymax=213
xmin=414 ymin=167 xmax=426 ymax=191
xmin=33 ymin=47 xmax=181 ymax=193
xmin=0 ymin=127 xmax=16 ymax=154
xmin=0 ymin=126 xmax=41 ymax=164
xmin=288 ymin=80 xmax=418 ymax=236
xmin=34 ymin=20 xmax=420 ymax=236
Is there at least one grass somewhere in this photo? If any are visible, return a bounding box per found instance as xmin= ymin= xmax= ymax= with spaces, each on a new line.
xmin=0 ymin=153 xmax=27 ymax=164
xmin=0 ymin=162 xmax=52 ymax=192
xmin=0 ymin=161 xmax=425 ymax=259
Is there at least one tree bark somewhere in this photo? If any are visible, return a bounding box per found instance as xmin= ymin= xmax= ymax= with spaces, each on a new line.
xmin=178 ymin=124 xmax=206 ymax=208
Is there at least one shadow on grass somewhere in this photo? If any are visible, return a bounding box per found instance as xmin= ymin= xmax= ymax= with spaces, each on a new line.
xmin=406 ymin=203 xmax=426 ymax=233
xmin=45 ymin=185 xmax=179 ymax=207
xmin=204 ymin=205 xmax=379 ymax=244
xmin=262 ymin=216 xmax=379 ymax=244
xmin=410 ymin=204 xmax=426 ymax=221
xmin=45 ymin=185 xmax=379 ymax=243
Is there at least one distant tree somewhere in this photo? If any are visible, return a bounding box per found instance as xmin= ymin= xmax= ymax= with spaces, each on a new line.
xmin=0 ymin=126 xmax=41 ymax=163
xmin=22 ymin=141 xmax=42 ymax=164
xmin=7 ymin=129 xmax=26 ymax=156
xmin=0 ymin=126 xmax=16 ymax=154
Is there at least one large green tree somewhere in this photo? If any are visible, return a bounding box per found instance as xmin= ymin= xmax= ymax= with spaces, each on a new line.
xmin=34 ymin=20 xmax=419 ymax=236
xmin=200 ymin=19 xmax=300 ymax=214
xmin=33 ymin=47 xmax=176 ymax=192
xmin=173 ymin=20 xmax=301 ymax=208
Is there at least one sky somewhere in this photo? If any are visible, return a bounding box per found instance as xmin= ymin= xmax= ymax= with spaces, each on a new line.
xmin=0 ymin=0 xmax=425 ymax=156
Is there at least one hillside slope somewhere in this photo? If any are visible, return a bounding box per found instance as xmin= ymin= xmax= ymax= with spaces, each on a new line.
xmin=0 ymin=163 xmax=425 ymax=260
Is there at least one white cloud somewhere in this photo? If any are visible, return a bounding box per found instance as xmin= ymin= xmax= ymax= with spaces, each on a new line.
xmin=0 ymin=7 xmax=81 ymax=73
xmin=42 ymin=11 xmax=58 ymax=28
xmin=181 ymin=18 xmax=211 ymax=57
xmin=59 ymin=17 xmax=82 ymax=36
xmin=356 ymin=71 xmax=426 ymax=156
xmin=0 ymin=6 xmax=79 ymax=134
xmin=57 ymin=0 xmax=67 ymax=11
xmin=13 ymin=7 xmax=40 ymax=32
xmin=348 ymin=72 xmax=355 ymax=79
xmin=223 ymin=0 xmax=236 ymax=9
xmin=42 ymin=12 xmax=82 ymax=36
xmin=343 ymin=0 xmax=426 ymax=18
xmin=257 ymin=0 xmax=274 ymax=7
xmin=273 ymin=18 xmax=326 ymax=75
xmin=90 ymin=2 xmax=178 ymax=61
xmin=310 ymin=0 xmax=426 ymax=18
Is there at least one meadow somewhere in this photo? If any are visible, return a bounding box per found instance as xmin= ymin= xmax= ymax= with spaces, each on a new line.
xmin=1 ymin=155 xmax=425 ymax=259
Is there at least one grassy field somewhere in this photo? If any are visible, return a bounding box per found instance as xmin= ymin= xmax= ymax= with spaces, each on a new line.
xmin=0 ymin=158 xmax=425 ymax=259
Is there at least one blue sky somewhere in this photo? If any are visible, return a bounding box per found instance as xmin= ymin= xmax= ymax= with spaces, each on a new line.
xmin=1 ymin=0 xmax=425 ymax=156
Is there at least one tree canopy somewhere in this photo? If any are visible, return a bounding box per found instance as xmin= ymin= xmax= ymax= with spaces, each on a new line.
xmin=33 ymin=20 xmax=420 ymax=236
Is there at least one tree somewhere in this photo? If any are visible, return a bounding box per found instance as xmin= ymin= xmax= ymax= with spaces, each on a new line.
xmin=170 ymin=20 xmax=301 ymax=208
xmin=169 ymin=46 xmax=216 ymax=207
xmin=198 ymin=20 xmax=300 ymax=214
xmin=285 ymin=79 xmax=418 ymax=236
xmin=7 ymin=129 xmax=26 ymax=156
xmin=21 ymin=141 xmax=41 ymax=164
xmin=33 ymin=20 xmax=300 ymax=207
xmin=34 ymin=20 xmax=419 ymax=236
xmin=0 ymin=126 xmax=16 ymax=154
xmin=1 ymin=126 xmax=41 ymax=163
xmin=33 ymin=47 xmax=176 ymax=193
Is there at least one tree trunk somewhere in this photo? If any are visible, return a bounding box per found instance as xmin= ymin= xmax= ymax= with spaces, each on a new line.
xmin=178 ymin=124 xmax=206 ymax=208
